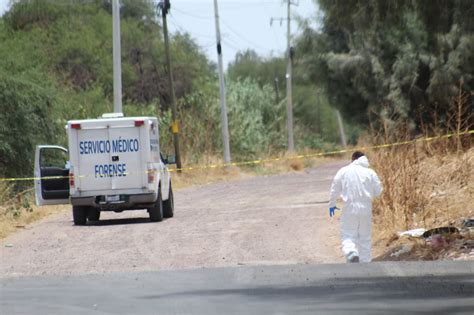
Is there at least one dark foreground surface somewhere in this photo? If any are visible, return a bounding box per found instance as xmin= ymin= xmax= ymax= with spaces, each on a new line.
xmin=1 ymin=261 xmax=473 ymax=315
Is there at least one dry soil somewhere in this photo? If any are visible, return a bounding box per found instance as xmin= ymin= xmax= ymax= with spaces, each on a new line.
xmin=0 ymin=162 xmax=346 ymax=277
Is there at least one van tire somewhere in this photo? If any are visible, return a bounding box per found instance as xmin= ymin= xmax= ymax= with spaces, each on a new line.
xmin=163 ymin=185 xmax=174 ymax=218
xmin=73 ymin=206 xmax=87 ymax=225
xmin=148 ymin=190 xmax=163 ymax=222
xmin=87 ymin=207 xmax=100 ymax=221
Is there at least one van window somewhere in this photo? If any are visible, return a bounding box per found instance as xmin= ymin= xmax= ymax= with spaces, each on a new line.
xmin=40 ymin=148 xmax=68 ymax=169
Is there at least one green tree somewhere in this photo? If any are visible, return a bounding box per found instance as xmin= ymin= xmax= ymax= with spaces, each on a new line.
xmin=227 ymin=48 xmax=346 ymax=148
xmin=228 ymin=49 xmax=286 ymax=92
xmin=0 ymin=0 xmax=219 ymax=179
xmin=296 ymin=0 xmax=474 ymax=130
xmin=225 ymin=78 xmax=285 ymax=156
xmin=0 ymin=74 xmax=59 ymax=178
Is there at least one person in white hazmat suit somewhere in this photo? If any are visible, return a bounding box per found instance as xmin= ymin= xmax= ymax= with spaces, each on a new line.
xmin=329 ymin=151 xmax=382 ymax=263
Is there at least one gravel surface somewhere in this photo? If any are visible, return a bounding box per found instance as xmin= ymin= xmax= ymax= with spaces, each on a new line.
xmin=0 ymin=162 xmax=346 ymax=277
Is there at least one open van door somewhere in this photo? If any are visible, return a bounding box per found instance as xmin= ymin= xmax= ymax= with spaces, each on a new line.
xmin=34 ymin=145 xmax=70 ymax=206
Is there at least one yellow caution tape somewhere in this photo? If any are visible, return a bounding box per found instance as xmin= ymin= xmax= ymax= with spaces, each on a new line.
xmin=168 ymin=129 xmax=474 ymax=173
xmin=0 ymin=130 xmax=472 ymax=182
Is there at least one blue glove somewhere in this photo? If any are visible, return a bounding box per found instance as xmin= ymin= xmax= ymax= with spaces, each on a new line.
xmin=329 ymin=206 xmax=339 ymax=217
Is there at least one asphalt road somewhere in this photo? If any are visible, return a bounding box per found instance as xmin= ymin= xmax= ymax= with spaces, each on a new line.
xmin=2 ymin=261 xmax=473 ymax=314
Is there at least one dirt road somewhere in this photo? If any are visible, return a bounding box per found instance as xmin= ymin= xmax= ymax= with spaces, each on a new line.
xmin=0 ymin=162 xmax=345 ymax=277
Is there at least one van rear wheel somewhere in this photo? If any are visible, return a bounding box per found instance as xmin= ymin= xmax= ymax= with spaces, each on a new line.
xmin=73 ymin=206 xmax=87 ymax=225
xmin=148 ymin=190 xmax=163 ymax=222
xmin=163 ymin=185 xmax=174 ymax=218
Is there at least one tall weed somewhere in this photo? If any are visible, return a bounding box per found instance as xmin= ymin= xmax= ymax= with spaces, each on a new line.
xmin=370 ymin=88 xmax=473 ymax=244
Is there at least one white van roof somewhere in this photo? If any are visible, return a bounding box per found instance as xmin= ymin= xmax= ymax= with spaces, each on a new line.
xmin=101 ymin=113 xmax=124 ymax=119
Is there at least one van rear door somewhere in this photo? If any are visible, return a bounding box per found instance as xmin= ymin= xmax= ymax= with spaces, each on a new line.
xmin=76 ymin=128 xmax=112 ymax=191
xmin=108 ymin=126 xmax=143 ymax=190
xmin=34 ymin=145 xmax=70 ymax=206
xmin=73 ymin=120 xmax=145 ymax=193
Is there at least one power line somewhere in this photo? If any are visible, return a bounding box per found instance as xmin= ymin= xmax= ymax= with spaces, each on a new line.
xmin=221 ymin=32 xmax=242 ymax=48
xmin=167 ymin=16 xmax=215 ymax=53
xmin=170 ymin=1 xmax=287 ymax=54
xmin=171 ymin=6 xmax=213 ymax=20
xmin=260 ymin=0 xmax=282 ymax=49
xmin=211 ymin=1 xmax=286 ymax=11
xmin=222 ymin=34 xmax=275 ymax=57
xmin=167 ymin=9 xmax=243 ymax=55
xmin=178 ymin=0 xmax=283 ymax=7
xmin=168 ymin=14 xmax=215 ymax=39
xmin=199 ymin=42 xmax=216 ymax=49
xmin=221 ymin=38 xmax=241 ymax=52
xmin=11 ymin=0 xmax=98 ymax=6
xmin=170 ymin=6 xmax=273 ymax=56
xmin=221 ymin=20 xmax=272 ymax=53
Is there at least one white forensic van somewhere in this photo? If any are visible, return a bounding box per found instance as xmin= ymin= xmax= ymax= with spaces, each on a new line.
xmin=34 ymin=113 xmax=174 ymax=225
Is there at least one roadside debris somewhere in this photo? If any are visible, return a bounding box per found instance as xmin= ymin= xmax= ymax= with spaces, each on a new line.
xmin=422 ymin=226 xmax=459 ymax=238
xmin=461 ymin=218 xmax=474 ymax=235
xmin=422 ymin=226 xmax=459 ymax=250
xmin=390 ymin=244 xmax=413 ymax=257
xmin=377 ymin=220 xmax=474 ymax=262
xmin=398 ymin=228 xmax=426 ymax=238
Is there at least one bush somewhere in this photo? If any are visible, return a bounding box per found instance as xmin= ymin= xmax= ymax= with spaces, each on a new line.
xmin=0 ymin=74 xmax=59 ymax=179
xmin=225 ymin=78 xmax=285 ymax=158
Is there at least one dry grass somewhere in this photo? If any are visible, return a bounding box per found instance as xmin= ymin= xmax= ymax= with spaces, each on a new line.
xmin=370 ymin=134 xmax=473 ymax=255
xmin=369 ymin=85 xmax=473 ymax=258
xmin=249 ymin=149 xmax=338 ymax=175
xmin=0 ymin=184 xmax=67 ymax=239
xmin=170 ymin=151 xmax=333 ymax=189
xmin=0 ymin=204 xmax=67 ymax=240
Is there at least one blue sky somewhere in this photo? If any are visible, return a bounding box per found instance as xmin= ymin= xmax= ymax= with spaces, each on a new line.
xmin=167 ymin=0 xmax=319 ymax=67
xmin=0 ymin=0 xmax=319 ymax=68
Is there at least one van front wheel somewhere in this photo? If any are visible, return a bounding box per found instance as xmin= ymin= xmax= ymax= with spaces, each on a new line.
xmin=163 ymin=185 xmax=174 ymax=218
xmin=73 ymin=206 xmax=87 ymax=225
xmin=148 ymin=190 xmax=163 ymax=222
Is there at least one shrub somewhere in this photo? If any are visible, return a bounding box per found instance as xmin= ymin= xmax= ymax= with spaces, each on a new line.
xmin=0 ymin=74 xmax=59 ymax=179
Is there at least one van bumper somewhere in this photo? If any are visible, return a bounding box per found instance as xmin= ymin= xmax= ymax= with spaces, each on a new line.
xmin=71 ymin=193 xmax=157 ymax=210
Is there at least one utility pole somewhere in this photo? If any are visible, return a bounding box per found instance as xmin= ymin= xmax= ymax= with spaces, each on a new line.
xmin=270 ymin=0 xmax=298 ymax=152
xmin=335 ymin=110 xmax=347 ymax=148
xmin=159 ymin=0 xmax=182 ymax=171
xmin=285 ymin=0 xmax=294 ymax=152
xmin=316 ymin=90 xmax=321 ymax=135
xmin=274 ymin=77 xmax=280 ymax=104
xmin=213 ymin=0 xmax=231 ymax=164
xmin=112 ymin=0 xmax=122 ymax=113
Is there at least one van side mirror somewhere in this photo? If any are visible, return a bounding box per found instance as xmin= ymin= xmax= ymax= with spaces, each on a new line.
xmin=164 ymin=155 xmax=176 ymax=164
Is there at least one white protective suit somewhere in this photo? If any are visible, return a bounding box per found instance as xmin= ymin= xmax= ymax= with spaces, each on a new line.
xmin=329 ymin=156 xmax=382 ymax=262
